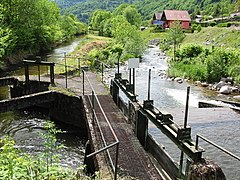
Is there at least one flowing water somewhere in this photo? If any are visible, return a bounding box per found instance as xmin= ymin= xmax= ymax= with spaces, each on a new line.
xmin=117 ymin=47 xmax=240 ymax=179
xmin=0 ymin=37 xmax=86 ymax=170
xmin=11 ymin=37 xmax=83 ymax=76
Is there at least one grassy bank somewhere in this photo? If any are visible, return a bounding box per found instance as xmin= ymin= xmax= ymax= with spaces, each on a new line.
xmin=54 ymin=35 xmax=111 ymax=74
xmin=183 ymin=27 xmax=240 ymax=49
xmin=168 ymin=27 xmax=240 ymax=83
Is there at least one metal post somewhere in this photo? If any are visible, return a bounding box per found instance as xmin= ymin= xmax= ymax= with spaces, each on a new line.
xmin=184 ymin=158 xmax=191 ymax=180
xmin=102 ymin=63 xmax=104 ymax=83
xmin=25 ymin=64 xmax=29 ymax=84
xmin=184 ymin=86 xmax=190 ymax=128
xmin=38 ymin=65 xmax=40 ymax=82
xmin=129 ymin=68 xmax=132 ymax=84
xmin=114 ymin=143 xmax=119 ymax=180
xmin=64 ymin=52 xmax=67 ymax=88
xmin=148 ymin=69 xmax=151 ymax=100
xmin=92 ymin=90 xmax=95 ymax=122
xmin=179 ymin=151 xmax=184 ymax=178
xmin=82 ymin=70 xmax=85 ymax=95
xmin=179 ymin=86 xmax=191 ymax=178
xmin=50 ymin=65 xmax=54 ymax=85
xmin=133 ymin=68 xmax=135 ymax=95
xmin=117 ymin=55 xmax=120 ymax=75
xmin=78 ymin=58 xmax=81 ymax=77
xmin=195 ymin=135 xmax=199 ymax=150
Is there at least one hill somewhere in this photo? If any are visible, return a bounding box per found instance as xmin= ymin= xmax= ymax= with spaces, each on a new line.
xmin=53 ymin=0 xmax=240 ymax=23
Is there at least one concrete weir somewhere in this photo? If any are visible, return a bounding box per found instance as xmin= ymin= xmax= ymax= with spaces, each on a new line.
xmin=0 ymin=78 xmax=88 ymax=136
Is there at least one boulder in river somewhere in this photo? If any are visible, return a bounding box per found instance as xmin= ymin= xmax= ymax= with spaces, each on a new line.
xmin=219 ymin=85 xmax=231 ymax=94
xmin=174 ymin=77 xmax=183 ymax=83
xmin=190 ymin=159 xmax=226 ymax=180
xmin=214 ymin=81 xmax=226 ymax=90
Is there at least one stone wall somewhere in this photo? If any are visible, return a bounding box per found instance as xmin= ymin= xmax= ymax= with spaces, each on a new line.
xmin=50 ymin=93 xmax=88 ymax=137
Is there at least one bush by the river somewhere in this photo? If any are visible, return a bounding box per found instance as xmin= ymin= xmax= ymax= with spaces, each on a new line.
xmin=168 ymin=44 xmax=240 ymax=83
xmin=0 ymin=121 xmax=90 ymax=179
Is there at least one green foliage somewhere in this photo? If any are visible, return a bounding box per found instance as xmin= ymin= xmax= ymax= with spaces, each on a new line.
xmin=0 ymin=27 xmax=13 ymax=58
xmin=168 ymin=61 xmax=207 ymax=81
xmin=209 ymin=21 xmax=217 ymax=27
xmin=175 ymin=44 xmax=206 ymax=62
xmin=191 ymin=24 xmax=202 ymax=32
xmin=88 ymin=3 xmax=146 ymax=65
xmin=0 ymin=121 xmax=89 ymax=179
xmin=165 ymin=21 xmax=186 ymax=61
xmin=113 ymin=4 xmax=142 ymax=27
xmin=0 ymin=0 xmax=87 ymax=62
xmin=166 ymin=21 xmax=186 ymax=45
xmin=168 ymin=43 xmax=240 ymax=83
xmin=56 ymin=0 xmax=238 ymax=24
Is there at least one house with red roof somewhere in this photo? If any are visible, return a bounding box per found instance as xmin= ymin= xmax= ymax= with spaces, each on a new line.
xmin=160 ymin=10 xmax=191 ymax=29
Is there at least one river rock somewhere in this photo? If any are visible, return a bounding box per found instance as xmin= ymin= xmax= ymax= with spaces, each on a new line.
xmin=230 ymin=86 xmax=239 ymax=93
xmin=175 ymin=77 xmax=183 ymax=83
xmin=219 ymin=85 xmax=231 ymax=94
xmin=214 ymin=81 xmax=226 ymax=90
xmin=194 ymin=81 xmax=202 ymax=86
xmin=220 ymin=77 xmax=233 ymax=85
xmin=201 ymin=82 xmax=209 ymax=87
xmin=233 ymin=95 xmax=240 ymax=100
xmin=190 ymin=159 xmax=226 ymax=180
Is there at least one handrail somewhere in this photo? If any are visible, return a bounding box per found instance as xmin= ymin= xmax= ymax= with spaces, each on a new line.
xmin=82 ymin=70 xmax=120 ymax=180
xmin=196 ymin=134 xmax=240 ymax=161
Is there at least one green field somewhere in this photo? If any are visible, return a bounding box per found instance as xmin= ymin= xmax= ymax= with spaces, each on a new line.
xmin=183 ymin=27 xmax=240 ymax=49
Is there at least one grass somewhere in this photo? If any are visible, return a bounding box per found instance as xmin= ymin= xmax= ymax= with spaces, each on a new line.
xmin=140 ymin=27 xmax=166 ymax=43
xmin=183 ymin=27 xmax=240 ymax=49
xmin=53 ymin=34 xmax=112 ymax=74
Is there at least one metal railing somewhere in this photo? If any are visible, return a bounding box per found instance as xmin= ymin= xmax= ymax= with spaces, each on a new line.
xmin=82 ymin=69 xmax=120 ymax=180
xmin=195 ymin=134 xmax=240 ymax=162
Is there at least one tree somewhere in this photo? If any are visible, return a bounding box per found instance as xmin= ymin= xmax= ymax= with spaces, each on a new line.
xmin=0 ymin=0 xmax=85 ymax=57
xmin=110 ymin=15 xmax=146 ymax=58
xmin=123 ymin=6 xmax=142 ymax=27
xmin=113 ymin=4 xmax=142 ymax=27
xmin=166 ymin=21 xmax=186 ymax=61
xmin=89 ymin=10 xmax=112 ymax=35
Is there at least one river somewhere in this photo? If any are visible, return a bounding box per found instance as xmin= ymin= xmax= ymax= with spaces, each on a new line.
xmin=116 ymin=46 xmax=240 ymax=179
xmin=0 ymin=37 xmax=85 ymax=170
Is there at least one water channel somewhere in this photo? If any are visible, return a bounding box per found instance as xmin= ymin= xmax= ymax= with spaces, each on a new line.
xmin=0 ymin=37 xmax=85 ymax=169
xmin=1 ymin=37 xmax=240 ymax=178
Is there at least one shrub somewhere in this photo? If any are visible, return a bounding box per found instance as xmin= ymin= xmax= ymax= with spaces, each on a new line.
xmin=209 ymin=21 xmax=217 ymax=27
xmin=0 ymin=121 xmax=89 ymax=179
xmin=176 ymin=44 xmax=205 ymax=61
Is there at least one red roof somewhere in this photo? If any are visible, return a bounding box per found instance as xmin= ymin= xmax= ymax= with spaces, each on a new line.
xmin=162 ymin=10 xmax=191 ymax=21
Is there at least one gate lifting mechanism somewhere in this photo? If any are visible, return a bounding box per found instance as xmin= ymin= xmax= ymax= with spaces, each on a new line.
xmin=112 ymin=68 xmax=204 ymax=163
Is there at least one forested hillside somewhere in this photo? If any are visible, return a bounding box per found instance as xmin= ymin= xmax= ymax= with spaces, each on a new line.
xmin=55 ymin=0 xmax=240 ymax=23
xmin=56 ymin=0 xmax=139 ymax=23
